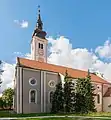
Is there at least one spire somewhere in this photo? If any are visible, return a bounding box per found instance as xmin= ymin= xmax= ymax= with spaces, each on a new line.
xmin=36 ymin=5 xmax=43 ymax=30
xmin=32 ymin=5 xmax=46 ymax=38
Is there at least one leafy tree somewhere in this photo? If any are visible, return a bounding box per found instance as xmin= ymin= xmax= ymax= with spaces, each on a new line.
xmin=51 ymin=81 xmax=64 ymax=113
xmin=0 ymin=96 xmax=8 ymax=110
xmin=0 ymin=97 xmax=4 ymax=109
xmin=2 ymin=88 xmax=14 ymax=109
xmin=64 ymin=70 xmax=75 ymax=113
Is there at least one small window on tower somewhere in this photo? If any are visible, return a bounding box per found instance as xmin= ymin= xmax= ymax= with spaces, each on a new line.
xmin=39 ymin=43 xmax=41 ymax=48
xmin=41 ymin=44 xmax=43 ymax=49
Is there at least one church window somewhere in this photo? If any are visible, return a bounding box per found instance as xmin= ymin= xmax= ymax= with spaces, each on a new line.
xmin=39 ymin=43 xmax=41 ymax=48
xmin=29 ymin=78 xmax=37 ymax=86
xmin=38 ymin=43 xmax=43 ymax=49
xmin=29 ymin=89 xmax=37 ymax=103
xmin=41 ymin=44 xmax=43 ymax=49
xmin=49 ymin=91 xmax=54 ymax=103
xmin=97 ymin=94 xmax=100 ymax=104
xmin=48 ymin=80 xmax=55 ymax=88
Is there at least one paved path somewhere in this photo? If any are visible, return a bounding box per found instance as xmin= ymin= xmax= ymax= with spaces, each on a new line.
xmin=0 ymin=115 xmax=111 ymax=120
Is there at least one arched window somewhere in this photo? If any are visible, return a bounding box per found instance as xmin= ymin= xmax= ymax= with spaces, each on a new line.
xmin=29 ymin=89 xmax=37 ymax=103
xmin=49 ymin=91 xmax=54 ymax=103
xmin=97 ymin=94 xmax=100 ymax=104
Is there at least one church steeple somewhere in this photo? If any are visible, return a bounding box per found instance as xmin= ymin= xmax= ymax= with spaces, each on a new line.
xmin=31 ymin=6 xmax=48 ymax=62
xmin=32 ymin=6 xmax=46 ymax=39
xmin=36 ymin=5 xmax=43 ymax=30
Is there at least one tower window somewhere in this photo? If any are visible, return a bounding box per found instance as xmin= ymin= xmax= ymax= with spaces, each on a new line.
xmin=39 ymin=43 xmax=41 ymax=48
xmin=41 ymin=44 xmax=43 ymax=49
xmin=38 ymin=43 xmax=43 ymax=49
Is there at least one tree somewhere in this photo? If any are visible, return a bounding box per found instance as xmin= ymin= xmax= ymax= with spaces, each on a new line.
xmin=51 ymin=81 xmax=64 ymax=113
xmin=2 ymin=88 xmax=14 ymax=109
xmin=85 ymin=73 xmax=96 ymax=112
xmin=0 ymin=97 xmax=4 ymax=109
xmin=51 ymin=70 xmax=75 ymax=113
xmin=64 ymin=70 xmax=75 ymax=113
xmin=75 ymin=78 xmax=88 ymax=113
xmin=75 ymin=71 xmax=96 ymax=113
xmin=74 ymin=92 xmax=86 ymax=113
xmin=0 ymin=97 xmax=7 ymax=109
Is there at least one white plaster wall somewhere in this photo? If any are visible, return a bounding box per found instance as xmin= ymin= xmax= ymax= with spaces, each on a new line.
xmin=94 ymin=92 xmax=102 ymax=112
xmin=103 ymin=97 xmax=111 ymax=112
xmin=92 ymin=83 xmax=103 ymax=112
xmin=31 ymin=36 xmax=47 ymax=62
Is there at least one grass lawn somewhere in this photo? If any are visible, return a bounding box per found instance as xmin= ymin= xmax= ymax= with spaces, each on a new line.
xmin=1 ymin=110 xmax=111 ymax=120
xmin=19 ymin=117 xmax=111 ymax=120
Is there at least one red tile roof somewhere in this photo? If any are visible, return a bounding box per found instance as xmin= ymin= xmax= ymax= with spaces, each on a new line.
xmin=17 ymin=57 xmax=110 ymax=84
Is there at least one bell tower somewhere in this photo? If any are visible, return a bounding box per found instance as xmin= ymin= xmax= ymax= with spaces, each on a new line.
xmin=31 ymin=6 xmax=48 ymax=62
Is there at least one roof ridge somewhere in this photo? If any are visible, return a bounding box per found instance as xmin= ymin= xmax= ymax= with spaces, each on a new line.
xmin=18 ymin=57 xmax=88 ymax=72
xmin=17 ymin=57 xmax=110 ymax=84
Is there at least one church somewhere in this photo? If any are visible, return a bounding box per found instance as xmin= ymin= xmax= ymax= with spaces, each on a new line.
xmin=13 ymin=7 xmax=111 ymax=114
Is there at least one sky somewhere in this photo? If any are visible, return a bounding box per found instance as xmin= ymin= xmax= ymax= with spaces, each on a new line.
xmin=1 ymin=0 xmax=111 ymax=93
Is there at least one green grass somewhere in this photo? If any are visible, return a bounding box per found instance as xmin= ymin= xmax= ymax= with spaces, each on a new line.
xmin=19 ymin=118 xmax=111 ymax=120
xmin=0 ymin=111 xmax=51 ymax=117
xmin=1 ymin=110 xmax=111 ymax=119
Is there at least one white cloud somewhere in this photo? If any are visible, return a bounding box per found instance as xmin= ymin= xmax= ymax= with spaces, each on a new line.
xmin=0 ymin=52 xmax=31 ymax=94
xmin=48 ymin=36 xmax=94 ymax=70
xmin=2 ymin=36 xmax=111 ymax=94
xmin=14 ymin=20 xmax=28 ymax=28
xmin=48 ymin=36 xmax=111 ymax=81
xmin=24 ymin=53 xmax=31 ymax=59
xmin=0 ymin=62 xmax=15 ymax=93
xmin=95 ymin=40 xmax=111 ymax=58
xmin=13 ymin=52 xmax=22 ymax=55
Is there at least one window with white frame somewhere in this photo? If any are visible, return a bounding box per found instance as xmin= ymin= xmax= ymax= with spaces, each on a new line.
xmin=48 ymin=80 xmax=55 ymax=88
xmin=29 ymin=89 xmax=37 ymax=103
xmin=29 ymin=78 xmax=37 ymax=86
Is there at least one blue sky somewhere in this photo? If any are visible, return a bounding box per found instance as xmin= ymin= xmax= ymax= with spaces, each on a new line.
xmin=1 ymin=0 xmax=111 ymax=63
